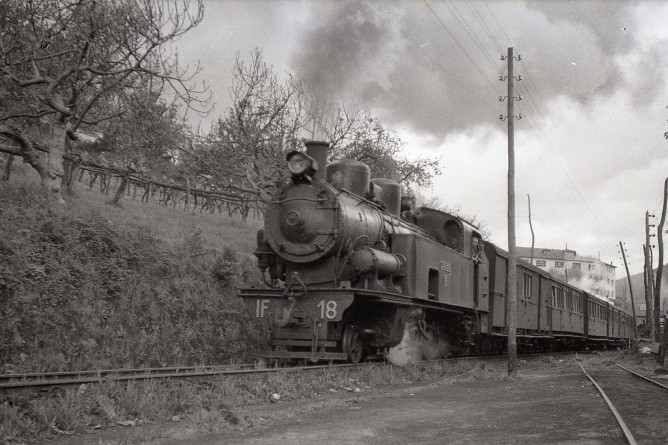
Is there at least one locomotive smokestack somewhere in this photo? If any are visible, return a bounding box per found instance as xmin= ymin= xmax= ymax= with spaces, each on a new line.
xmin=304 ymin=141 xmax=329 ymax=181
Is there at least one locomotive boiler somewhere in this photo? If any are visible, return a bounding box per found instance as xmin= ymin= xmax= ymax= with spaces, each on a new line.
xmin=238 ymin=141 xmax=489 ymax=363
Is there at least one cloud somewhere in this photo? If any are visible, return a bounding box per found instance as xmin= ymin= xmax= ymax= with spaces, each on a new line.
xmin=288 ymin=0 xmax=662 ymax=139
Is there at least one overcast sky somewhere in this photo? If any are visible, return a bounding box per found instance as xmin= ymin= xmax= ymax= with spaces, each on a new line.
xmin=176 ymin=0 xmax=668 ymax=276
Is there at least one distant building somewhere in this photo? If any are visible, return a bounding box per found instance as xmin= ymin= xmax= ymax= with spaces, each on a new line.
xmin=517 ymin=246 xmax=616 ymax=301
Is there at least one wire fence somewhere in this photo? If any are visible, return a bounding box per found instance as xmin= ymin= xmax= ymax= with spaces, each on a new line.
xmin=71 ymin=160 xmax=264 ymax=221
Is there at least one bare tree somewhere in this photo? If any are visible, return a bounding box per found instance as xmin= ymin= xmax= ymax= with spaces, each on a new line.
xmin=0 ymin=0 xmax=209 ymax=203
xmin=329 ymin=116 xmax=441 ymax=192
xmin=185 ymin=50 xmax=440 ymax=206
xmin=656 ymin=178 xmax=667 ymax=361
xmin=185 ymin=50 xmax=304 ymax=204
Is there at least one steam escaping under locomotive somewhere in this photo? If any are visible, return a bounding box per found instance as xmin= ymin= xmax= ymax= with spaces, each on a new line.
xmin=238 ymin=141 xmax=634 ymax=364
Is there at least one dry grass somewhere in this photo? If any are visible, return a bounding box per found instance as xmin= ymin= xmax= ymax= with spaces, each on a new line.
xmin=0 ymin=356 xmax=508 ymax=443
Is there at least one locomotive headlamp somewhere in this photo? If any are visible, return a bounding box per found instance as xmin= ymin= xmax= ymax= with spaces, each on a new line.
xmin=286 ymin=151 xmax=318 ymax=179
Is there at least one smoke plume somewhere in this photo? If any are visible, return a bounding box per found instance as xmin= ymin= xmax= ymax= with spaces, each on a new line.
xmin=290 ymin=0 xmax=663 ymax=138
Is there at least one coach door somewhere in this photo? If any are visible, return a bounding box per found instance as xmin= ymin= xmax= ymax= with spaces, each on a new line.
xmin=539 ymin=276 xmax=551 ymax=334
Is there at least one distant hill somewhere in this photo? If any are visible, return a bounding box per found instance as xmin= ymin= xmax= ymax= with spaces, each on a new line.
xmin=616 ymin=265 xmax=668 ymax=317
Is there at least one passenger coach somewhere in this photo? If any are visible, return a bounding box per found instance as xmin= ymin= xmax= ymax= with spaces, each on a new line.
xmin=484 ymin=244 xmax=633 ymax=352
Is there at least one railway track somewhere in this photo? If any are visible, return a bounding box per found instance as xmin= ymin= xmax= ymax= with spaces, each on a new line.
xmin=0 ymin=361 xmax=373 ymax=392
xmin=576 ymin=353 xmax=668 ymax=444
xmin=0 ymin=350 xmax=579 ymax=393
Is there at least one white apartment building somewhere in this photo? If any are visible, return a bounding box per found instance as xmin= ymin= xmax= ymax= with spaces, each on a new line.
xmin=517 ymin=247 xmax=616 ymax=301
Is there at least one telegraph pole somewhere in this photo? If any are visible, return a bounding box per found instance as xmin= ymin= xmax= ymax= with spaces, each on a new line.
xmin=500 ymin=47 xmax=522 ymax=376
xmin=645 ymin=211 xmax=655 ymax=338
xmin=619 ymin=241 xmax=638 ymax=339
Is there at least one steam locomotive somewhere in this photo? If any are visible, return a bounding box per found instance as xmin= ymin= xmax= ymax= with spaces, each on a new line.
xmin=238 ymin=141 xmax=634 ymax=363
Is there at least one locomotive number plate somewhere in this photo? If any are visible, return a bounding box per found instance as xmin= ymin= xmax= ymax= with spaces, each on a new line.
xmin=256 ymin=299 xmax=271 ymax=318
xmin=317 ymin=300 xmax=338 ymax=319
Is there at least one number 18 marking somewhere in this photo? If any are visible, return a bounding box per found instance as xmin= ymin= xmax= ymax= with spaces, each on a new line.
xmin=317 ymin=300 xmax=337 ymax=319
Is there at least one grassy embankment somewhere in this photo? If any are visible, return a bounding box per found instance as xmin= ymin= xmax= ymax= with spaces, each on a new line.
xmin=0 ymin=165 xmax=263 ymax=440
xmin=0 ymin=167 xmax=263 ymax=373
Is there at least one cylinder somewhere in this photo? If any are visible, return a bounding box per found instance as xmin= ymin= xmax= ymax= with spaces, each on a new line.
xmin=326 ymin=159 xmax=370 ymax=197
xmin=370 ymin=178 xmax=401 ymax=216
xmin=304 ymin=141 xmax=328 ymax=181
xmin=351 ymin=246 xmax=404 ymax=278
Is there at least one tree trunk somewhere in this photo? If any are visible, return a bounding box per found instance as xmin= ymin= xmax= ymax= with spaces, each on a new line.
xmin=3 ymin=155 xmax=14 ymax=180
xmin=67 ymin=163 xmax=80 ymax=193
xmin=40 ymin=124 xmax=67 ymax=204
xmin=110 ymin=170 xmax=130 ymax=206
xmin=0 ymin=124 xmax=65 ymax=204
xmin=654 ymin=178 xmax=667 ymax=344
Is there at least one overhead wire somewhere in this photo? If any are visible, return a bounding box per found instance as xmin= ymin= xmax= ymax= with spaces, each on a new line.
xmin=399 ymin=28 xmax=500 ymax=115
xmin=422 ymin=0 xmax=503 ymax=96
xmin=416 ymin=0 xmax=577 ymax=232
xmin=441 ymin=0 xmax=500 ymax=72
xmin=474 ymin=0 xmax=621 ymax=255
xmin=465 ymin=0 xmax=504 ymax=55
xmin=403 ymin=0 xmax=624 ymax=259
xmin=457 ymin=0 xmax=579 ymax=224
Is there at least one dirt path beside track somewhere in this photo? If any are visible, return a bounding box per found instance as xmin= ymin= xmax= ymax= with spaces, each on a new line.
xmin=44 ymin=359 xmax=657 ymax=445
xmin=189 ymin=366 xmax=622 ymax=445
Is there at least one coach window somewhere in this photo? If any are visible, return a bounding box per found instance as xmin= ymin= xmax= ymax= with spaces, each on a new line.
xmin=551 ymin=286 xmax=557 ymax=307
xmin=523 ymin=273 xmax=533 ymax=301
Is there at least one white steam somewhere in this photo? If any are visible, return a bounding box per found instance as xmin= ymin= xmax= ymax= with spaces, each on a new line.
xmin=387 ymin=321 xmax=450 ymax=367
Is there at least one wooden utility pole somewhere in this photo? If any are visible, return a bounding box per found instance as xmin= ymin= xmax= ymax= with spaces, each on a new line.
xmin=501 ymin=47 xmax=521 ymax=377
xmin=645 ymin=211 xmax=655 ymax=338
xmin=620 ymin=241 xmax=638 ymax=339
xmin=528 ymin=194 xmax=535 ymax=266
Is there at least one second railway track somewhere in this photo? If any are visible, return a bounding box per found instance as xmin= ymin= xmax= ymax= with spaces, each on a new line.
xmin=577 ymin=353 xmax=668 ymax=444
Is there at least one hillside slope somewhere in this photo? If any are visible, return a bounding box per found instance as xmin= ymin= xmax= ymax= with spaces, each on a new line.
xmin=616 ymin=266 xmax=668 ymax=317
xmin=0 ymin=177 xmax=263 ymax=372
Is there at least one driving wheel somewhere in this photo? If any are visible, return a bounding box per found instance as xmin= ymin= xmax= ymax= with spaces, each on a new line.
xmin=342 ymin=323 xmax=364 ymax=364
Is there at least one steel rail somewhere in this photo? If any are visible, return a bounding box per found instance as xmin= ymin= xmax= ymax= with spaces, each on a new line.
xmin=595 ymin=351 xmax=668 ymax=391
xmin=1 ymin=351 xmax=583 ymax=391
xmin=614 ymin=364 xmax=668 ymax=391
xmin=0 ymin=362 xmax=370 ymax=391
xmin=575 ymin=353 xmax=638 ymax=445
xmin=0 ymin=364 xmax=250 ymax=381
